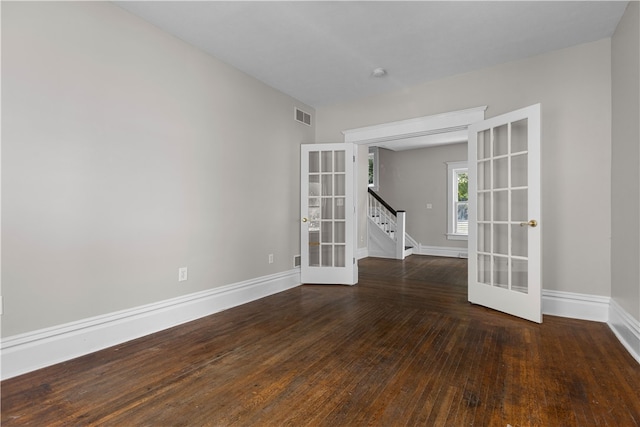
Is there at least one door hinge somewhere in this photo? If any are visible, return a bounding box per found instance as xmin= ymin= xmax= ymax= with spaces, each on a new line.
xmin=353 ymin=257 xmax=356 ymax=264
xmin=353 ymin=155 xmax=356 ymax=162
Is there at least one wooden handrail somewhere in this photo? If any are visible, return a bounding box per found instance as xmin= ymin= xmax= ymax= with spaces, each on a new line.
xmin=368 ymin=188 xmax=397 ymax=216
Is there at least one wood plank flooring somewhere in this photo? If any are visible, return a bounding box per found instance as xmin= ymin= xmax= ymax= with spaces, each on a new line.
xmin=2 ymin=256 xmax=640 ymax=426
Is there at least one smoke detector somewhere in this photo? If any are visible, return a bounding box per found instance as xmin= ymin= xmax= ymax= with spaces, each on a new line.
xmin=371 ymin=68 xmax=387 ymax=78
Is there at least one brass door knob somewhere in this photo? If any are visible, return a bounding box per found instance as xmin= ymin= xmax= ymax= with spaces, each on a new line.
xmin=520 ymin=219 xmax=538 ymax=227
xmin=302 ymin=217 xmax=308 ymax=223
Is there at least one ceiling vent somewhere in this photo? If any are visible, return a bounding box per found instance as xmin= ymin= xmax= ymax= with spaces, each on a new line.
xmin=295 ymin=108 xmax=312 ymax=126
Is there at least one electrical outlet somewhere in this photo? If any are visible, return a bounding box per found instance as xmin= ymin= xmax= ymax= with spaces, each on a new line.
xmin=178 ymin=267 xmax=188 ymax=282
xmin=268 ymin=254 xmax=274 ymax=264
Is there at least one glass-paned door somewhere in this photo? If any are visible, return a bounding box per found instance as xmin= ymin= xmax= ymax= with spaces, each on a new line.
xmin=301 ymin=143 xmax=357 ymax=285
xmin=468 ymin=104 xmax=541 ymax=323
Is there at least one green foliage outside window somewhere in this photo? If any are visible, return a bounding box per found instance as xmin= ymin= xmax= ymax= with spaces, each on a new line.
xmin=458 ymin=173 xmax=468 ymax=201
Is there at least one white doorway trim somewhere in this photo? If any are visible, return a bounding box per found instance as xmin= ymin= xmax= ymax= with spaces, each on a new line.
xmin=342 ymin=106 xmax=487 ymax=151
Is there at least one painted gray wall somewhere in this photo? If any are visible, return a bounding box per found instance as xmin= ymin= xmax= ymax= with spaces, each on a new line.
xmin=317 ymin=39 xmax=612 ymax=297
xmin=2 ymin=2 xmax=314 ymax=336
xmin=611 ymin=1 xmax=640 ymax=321
xmin=377 ymin=144 xmax=468 ymax=249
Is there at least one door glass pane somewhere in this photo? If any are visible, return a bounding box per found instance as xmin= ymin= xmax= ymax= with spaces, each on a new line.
xmin=322 ymin=175 xmax=332 ymax=196
xmin=478 ymin=130 xmax=491 ymax=160
xmin=321 ymin=221 xmax=333 ymax=243
xmin=334 ymin=174 xmax=346 ymax=196
xmin=478 ymin=192 xmax=491 ymax=222
xmin=309 ymin=175 xmax=320 ymax=197
xmin=511 ymin=119 xmax=528 ymax=153
xmin=321 ymin=151 xmax=333 ymax=172
xmin=479 ymin=160 xmax=491 ymax=190
xmin=511 ymin=189 xmax=528 ymax=222
xmin=308 ymin=207 xmax=320 ymax=229
xmin=494 ymin=124 xmax=508 ymax=157
xmin=334 ymin=221 xmax=345 ymax=243
xmin=309 ymin=151 xmax=320 ymax=173
xmin=321 ymin=198 xmax=332 ymax=219
xmin=494 ymin=224 xmax=508 ymax=255
xmin=334 ymin=151 xmax=345 ymax=172
xmin=493 ymin=190 xmax=508 ymax=222
xmin=478 ymin=223 xmax=491 ymax=253
xmin=478 ymin=254 xmax=491 ymax=284
xmin=512 ymin=259 xmax=528 ymax=293
xmin=321 ymin=245 xmax=333 ymax=266
xmin=511 ymin=154 xmax=528 ymax=188
xmin=493 ymin=158 xmax=508 ymax=189
xmin=512 ymin=225 xmax=528 ymax=257
xmin=334 ymin=245 xmax=345 ymax=267
xmin=334 ymin=198 xmax=345 ymax=219
xmin=494 ymin=256 xmax=509 ymax=289
xmin=309 ymin=240 xmax=320 ymax=267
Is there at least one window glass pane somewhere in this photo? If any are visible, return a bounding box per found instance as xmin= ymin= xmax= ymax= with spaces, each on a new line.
xmin=456 ymin=202 xmax=468 ymax=234
xmin=478 ymin=192 xmax=491 ymax=222
xmin=457 ymin=172 xmax=468 ymax=201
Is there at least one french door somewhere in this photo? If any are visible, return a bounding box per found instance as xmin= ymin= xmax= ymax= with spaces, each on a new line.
xmin=300 ymin=143 xmax=357 ymax=285
xmin=468 ymin=104 xmax=541 ymax=323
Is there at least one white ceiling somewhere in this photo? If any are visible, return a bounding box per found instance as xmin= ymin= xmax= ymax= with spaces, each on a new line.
xmin=115 ymin=1 xmax=628 ymax=109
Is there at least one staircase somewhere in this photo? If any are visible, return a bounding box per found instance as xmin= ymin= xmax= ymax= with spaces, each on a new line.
xmin=367 ymin=189 xmax=414 ymax=259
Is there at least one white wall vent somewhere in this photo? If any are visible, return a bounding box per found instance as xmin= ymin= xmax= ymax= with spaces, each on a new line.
xmin=293 ymin=254 xmax=301 ymax=268
xmin=295 ymin=108 xmax=312 ymax=126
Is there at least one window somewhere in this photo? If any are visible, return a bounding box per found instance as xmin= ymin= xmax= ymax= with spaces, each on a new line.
xmin=368 ymin=147 xmax=379 ymax=191
xmin=447 ymin=161 xmax=468 ymax=240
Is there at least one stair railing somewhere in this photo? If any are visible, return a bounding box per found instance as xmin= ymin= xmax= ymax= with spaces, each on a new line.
xmin=368 ymin=189 xmax=407 ymax=259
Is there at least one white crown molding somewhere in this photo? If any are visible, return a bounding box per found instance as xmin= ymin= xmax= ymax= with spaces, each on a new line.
xmin=1 ymin=269 xmax=301 ymax=380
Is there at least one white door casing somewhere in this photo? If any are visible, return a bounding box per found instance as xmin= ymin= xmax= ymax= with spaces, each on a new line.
xmin=468 ymin=104 xmax=542 ymax=323
xmin=301 ymin=143 xmax=357 ymax=285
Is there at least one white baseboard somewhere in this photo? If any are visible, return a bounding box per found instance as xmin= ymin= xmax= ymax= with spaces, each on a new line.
xmin=356 ymin=246 xmax=369 ymax=260
xmin=0 ymin=269 xmax=301 ymax=380
xmin=542 ymin=289 xmax=610 ymax=322
xmin=415 ymin=244 xmax=468 ymax=258
xmin=608 ymin=299 xmax=640 ymax=364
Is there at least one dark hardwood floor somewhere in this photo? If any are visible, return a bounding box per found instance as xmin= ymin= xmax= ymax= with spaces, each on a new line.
xmin=2 ymin=256 xmax=639 ymax=426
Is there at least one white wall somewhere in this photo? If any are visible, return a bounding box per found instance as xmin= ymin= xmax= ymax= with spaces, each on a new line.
xmin=377 ymin=144 xmax=468 ymax=249
xmin=317 ymin=39 xmax=612 ymax=296
xmin=1 ymin=2 xmax=313 ymax=337
xmin=611 ymin=1 xmax=640 ymax=321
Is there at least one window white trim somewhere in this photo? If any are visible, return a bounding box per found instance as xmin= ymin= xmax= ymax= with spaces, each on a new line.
xmin=447 ymin=161 xmax=468 ymax=241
